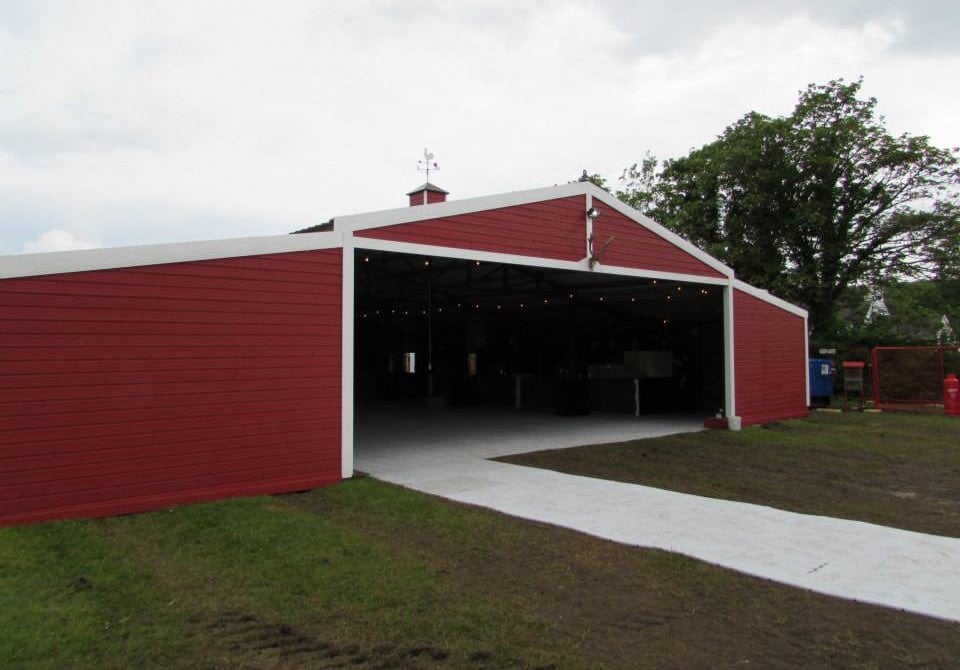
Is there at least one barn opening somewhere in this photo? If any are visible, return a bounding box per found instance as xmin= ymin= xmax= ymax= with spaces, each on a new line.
xmin=353 ymin=249 xmax=725 ymax=426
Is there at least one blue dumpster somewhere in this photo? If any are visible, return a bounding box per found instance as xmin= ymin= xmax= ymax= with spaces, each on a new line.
xmin=809 ymin=358 xmax=834 ymax=407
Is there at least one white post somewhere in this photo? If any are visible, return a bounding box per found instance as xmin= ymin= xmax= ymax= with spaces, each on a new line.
xmin=341 ymin=234 xmax=355 ymax=478
xmin=723 ymin=281 xmax=740 ymax=430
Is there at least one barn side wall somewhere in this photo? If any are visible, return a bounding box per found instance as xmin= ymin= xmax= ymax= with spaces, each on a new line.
xmin=733 ymin=288 xmax=808 ymax=425
xmin=591 ymin=200 xmax=726 ymax=278
xmin=356 ymin=196 xmax=587 ymax=261
xmin=0 ymin=249 xmax=342 ymax=526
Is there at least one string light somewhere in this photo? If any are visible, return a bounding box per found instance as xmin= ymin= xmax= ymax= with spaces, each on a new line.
xmin=363 ymin=256 xmax=370 ymax=263
xmin=424 ymin=259 xmax=431 ymax=267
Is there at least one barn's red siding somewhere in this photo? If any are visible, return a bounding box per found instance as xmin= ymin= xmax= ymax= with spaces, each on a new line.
xmin=357 ymin=196 xmax=587 ymax=261
xmin=0 ymin=249 xmax=342 ymax=526
xmin=734 ymin=288 xmax=808 ymax=425
xmin=591 ymin=200 xmax=725 ymax=278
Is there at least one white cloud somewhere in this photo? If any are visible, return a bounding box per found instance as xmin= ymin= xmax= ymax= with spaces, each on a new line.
xmin=22 ymin=229 xmax=100 ymax=253
xmin=0 ymin=1 xmax=957 ymax=255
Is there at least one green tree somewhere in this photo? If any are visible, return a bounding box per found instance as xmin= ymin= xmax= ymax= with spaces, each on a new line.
xmin=616 ymin=151 xmax=660 ymax=216
xmin=630 ymin=79 xmax=960 ymax=341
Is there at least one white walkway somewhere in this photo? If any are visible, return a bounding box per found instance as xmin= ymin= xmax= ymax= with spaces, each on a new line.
xmin=355 ymin=405 xmax=960 ymax=622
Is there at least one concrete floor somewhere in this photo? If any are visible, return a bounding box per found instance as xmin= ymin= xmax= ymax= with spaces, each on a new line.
xmin=355 ymin=404 xmax=960 ymax=622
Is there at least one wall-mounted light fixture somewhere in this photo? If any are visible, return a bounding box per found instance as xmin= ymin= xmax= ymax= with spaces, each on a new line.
xmin=586 ymin=206 xmax=600 ymax=219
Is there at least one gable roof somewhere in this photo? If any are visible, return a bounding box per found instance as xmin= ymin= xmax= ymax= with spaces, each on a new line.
xmin=331 ymin=181 xmax=734 ymax=278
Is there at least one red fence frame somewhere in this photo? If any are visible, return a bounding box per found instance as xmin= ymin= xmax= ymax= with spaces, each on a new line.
xmin=871 ymin=345 xmax=960 ymax=411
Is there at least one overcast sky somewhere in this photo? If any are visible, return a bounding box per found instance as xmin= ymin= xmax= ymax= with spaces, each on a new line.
xmin=1 ymin=1 xmax=958 ymax=255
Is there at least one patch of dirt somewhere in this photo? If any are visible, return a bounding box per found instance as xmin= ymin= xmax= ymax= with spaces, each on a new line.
xmin=198 ymin=610 xmax=510 ymax=669
xmin=287 ymin=482 xmax=960 ymax=670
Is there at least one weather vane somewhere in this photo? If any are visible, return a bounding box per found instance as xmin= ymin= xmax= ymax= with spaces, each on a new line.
xmin=417 ymin=148 xmax=439 ymax=182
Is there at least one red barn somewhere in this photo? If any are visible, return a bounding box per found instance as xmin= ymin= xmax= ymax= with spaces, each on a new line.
xmin=0 ymin=181 xmax=809 ymax=525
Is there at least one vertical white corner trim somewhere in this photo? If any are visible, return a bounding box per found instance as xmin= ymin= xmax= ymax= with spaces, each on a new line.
xmin=341 ymin=236 xmax=355 ymax=479
xmin=804 ymin=314 xmax=811 ymax=408
xmin=584 ymin=193 xmax=593 ymax=263
xmin=723 ymin=281 xmax=738 ymax=427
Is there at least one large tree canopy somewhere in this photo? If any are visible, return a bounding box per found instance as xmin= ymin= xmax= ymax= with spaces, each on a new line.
xmin=622 ymin=79 xmax=960 ymax=341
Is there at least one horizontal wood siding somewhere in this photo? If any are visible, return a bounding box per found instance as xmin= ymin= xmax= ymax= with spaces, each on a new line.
xmin=0 ymin=249 xmax=342 ymax=525
xmin=734 ymin=289 xmax=808 ymax=425
xmin=357 ymin=196 xmax=586 ymax=261
xmin=592 ymin=201 xmax=725 ymax=278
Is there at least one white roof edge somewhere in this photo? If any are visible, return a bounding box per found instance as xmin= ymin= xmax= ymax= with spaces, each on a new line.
xmin=732 ymin=278 xmax=808 ymax=318
xmin=338 ymin=181 xmax=592 ymax=231
xmin=0 ymin=231 xmax=344 ymax=280
xmin=587 ymin=187 xmax=734 ymax=278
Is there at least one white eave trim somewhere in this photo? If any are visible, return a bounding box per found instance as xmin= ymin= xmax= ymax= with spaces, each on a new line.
xmin=0 ymin=231 xmax=344 ymax=279
xmin=353 ymin=236 xmax=590 ymax=273
xmin=732 ymin=278 xmax=808 ymax=318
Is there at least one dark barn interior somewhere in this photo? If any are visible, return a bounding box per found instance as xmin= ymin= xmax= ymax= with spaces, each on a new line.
xmin=355 ymin=250 xmax=725 ymax=416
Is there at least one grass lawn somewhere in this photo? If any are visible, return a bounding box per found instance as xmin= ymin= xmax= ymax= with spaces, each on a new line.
xmin=500 ymin=411 xmax=960 ymax=538
xmin=3 ymin=474 xmax=960 ymax=669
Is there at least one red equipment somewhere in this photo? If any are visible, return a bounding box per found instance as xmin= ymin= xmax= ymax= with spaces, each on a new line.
xmin=946 ymin=374 xmax=960 ymax=417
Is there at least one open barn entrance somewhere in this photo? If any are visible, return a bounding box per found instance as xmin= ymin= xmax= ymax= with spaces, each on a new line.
xmin=353 ymin=249 xmax=724 ymax=444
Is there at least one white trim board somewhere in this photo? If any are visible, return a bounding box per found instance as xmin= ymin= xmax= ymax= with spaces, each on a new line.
xmin=0 ymin=231 xmax=344 ymax=280
xmin=353 ymin=237 xmax=729 ymax=286
xmin=341 ymin=236 xmax=356 ymax=479
xmin=732 ymin=279 xmax=808 ymax=318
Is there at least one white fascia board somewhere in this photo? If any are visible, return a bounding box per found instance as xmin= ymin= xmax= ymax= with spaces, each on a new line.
xmin=353 ymin=236 xmax=592 ymax=273
xmin=355 ymin=236 xmax=729 ymax=285
xmin=591 ymin=263 xmax=729 ymax=286
xmin=588 ymin=188 xmax=734 ymax=278
xmin=338 ymin=182 xmax=591 ymax=232
xmin=732 ymin=278 xmax=808 ymax=318
xmin=0 ymin=231 xmax=344 ymax=280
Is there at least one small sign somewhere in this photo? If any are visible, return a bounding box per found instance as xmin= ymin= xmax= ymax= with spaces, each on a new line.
xmin=819 ymin=348 xmax=837 ymax=355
